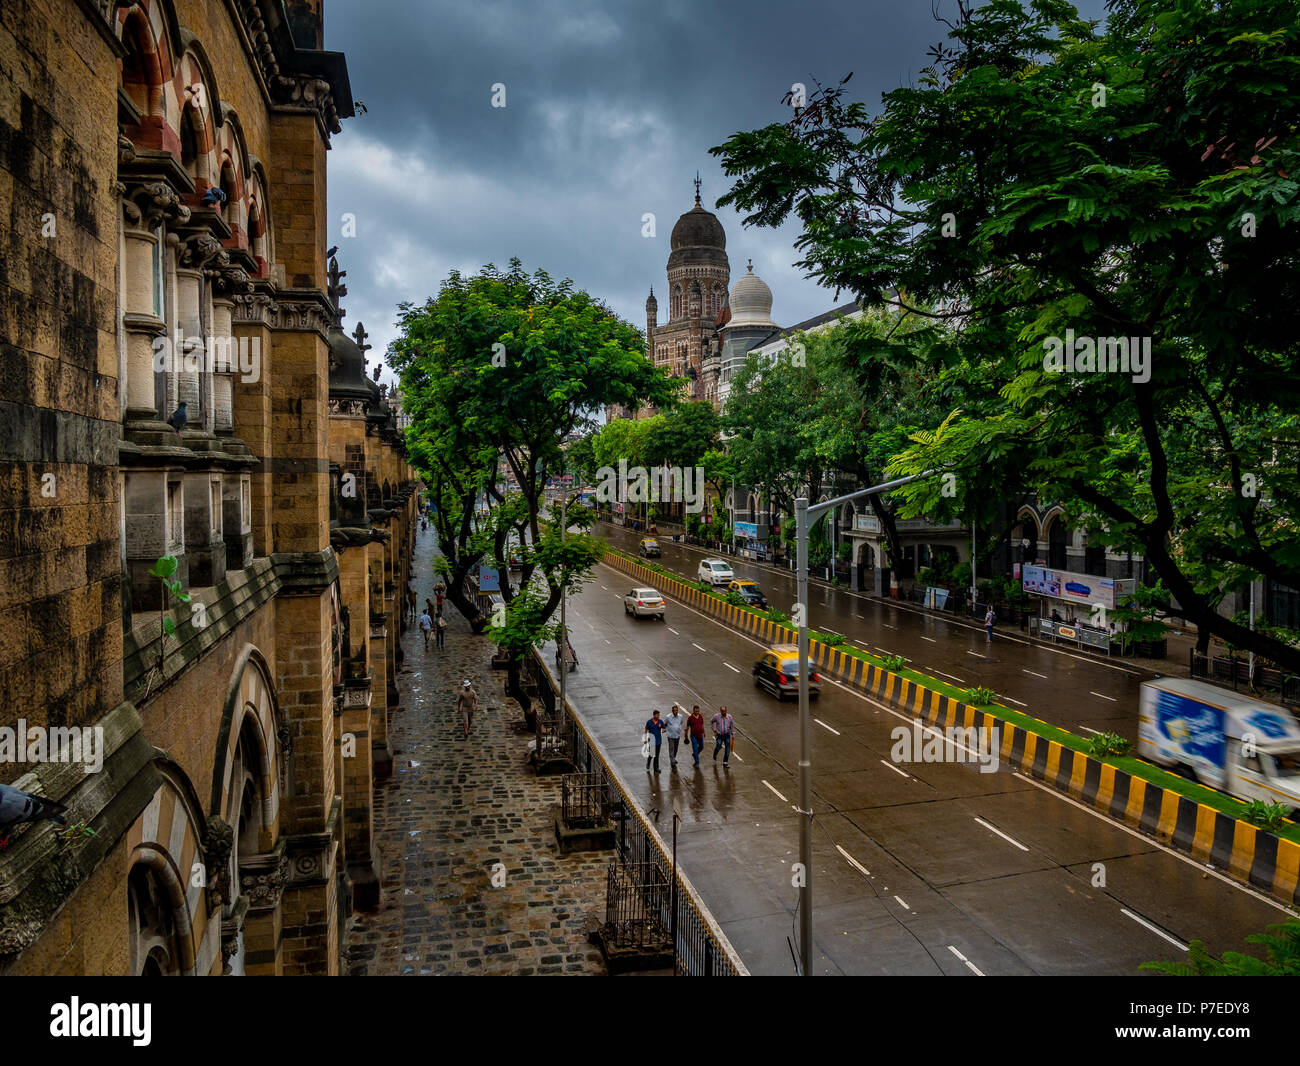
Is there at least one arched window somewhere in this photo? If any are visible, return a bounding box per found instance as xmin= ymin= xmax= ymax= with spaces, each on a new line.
xmin=119 ymin=13 xmax=161 ymax=118
xmin=671 ymin=285 xmax=682 ymax=319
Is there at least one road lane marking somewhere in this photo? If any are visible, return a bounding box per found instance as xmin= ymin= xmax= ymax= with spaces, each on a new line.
xmin=600 ymin=585 xmax=607 ymax=590
xmin=921 ymin=636 xmax=937 ymax=643
xmin=692 ymin=642 xmax=707 ymax=652
xmin=836 ymin=844 xmax=870 ymax=877
xmin=880 ymin=760 xmax=910 ymax=778
xmin=762 ymin=779 xmax=788 ymax=803
xmin=1079 ymin=725 xmax=1100 ymax=734
xmin=974 ymin=817 xmax=1028 ymax=852
xmin=947 ymin=945 xmax=985 ymax=976
xmin=645 ymin=676 xmax=659 ymax=686
xmin=814 ymin=718 xmax=840 ymax=735
xmin=875 ymin=647 xmax=892 ymax=655
xmin=667 ymin=627 xmax=680 ymax=635
xmin=998 ymin=694 xmax=1027 ymax=707
xmin=966 ymin=650 xmax=986 ymax=658
xmin=1121 ymin=909 xmax=1188 ymax=952
xmin=1022 ymin=668 xmax=1048 ymax=679
xmin=724 ymin=662 xmax=741 ymax=673
xmin=933 ymin=670 xmax=966 ymax=684
xmin=1090 ymin=691 xmax=1118 ymax=702
xmin=882 ymin=623 xmax=897 ymax=630
xmin=732 ymin=752 xmax=743 ymax=762
xmin=603 ymin=639 xmax=610 ymax=645
xmin=1008 ymin=771 xmax=1295 ymax=917
xmin=893 ymin=895 xmax=910 ymax=910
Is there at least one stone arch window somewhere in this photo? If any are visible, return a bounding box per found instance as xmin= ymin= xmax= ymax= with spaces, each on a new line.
xmin=1046 ymin=515 xmax=1069 ymax=570
xmin=128 ymin=863 xmax=180 ymax=976
xmin=671 ymin=285 xmax=682 ymax=319
xmin=119 ymin=12 xmax=162 ymax=118
xmin=218 ymin=158 xmax=240 ymax=232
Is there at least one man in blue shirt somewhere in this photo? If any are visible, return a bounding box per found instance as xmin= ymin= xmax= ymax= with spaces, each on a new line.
xmin=644 ymin=709 xmax=665 ymax=773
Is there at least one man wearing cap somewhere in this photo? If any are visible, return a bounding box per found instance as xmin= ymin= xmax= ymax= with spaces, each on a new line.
xmin=456 ymin=680 xmax=478 ymax=738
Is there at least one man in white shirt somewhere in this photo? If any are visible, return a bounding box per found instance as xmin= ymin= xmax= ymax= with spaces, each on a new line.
xmin=663 ymin=705 xmax=684 ymax=767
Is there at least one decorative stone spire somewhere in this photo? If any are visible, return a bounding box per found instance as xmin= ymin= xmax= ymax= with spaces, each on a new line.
xmin=327 ymin=255 xmax=348 ymax=323
xmin=694 ymin=170 xmax=701 ymax=206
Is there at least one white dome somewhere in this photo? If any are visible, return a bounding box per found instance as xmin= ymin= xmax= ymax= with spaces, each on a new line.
xmin=726 ymin=260 xmax=777 ymax=330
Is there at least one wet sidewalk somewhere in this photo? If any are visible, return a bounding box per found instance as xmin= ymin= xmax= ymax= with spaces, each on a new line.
xmin=344 ymin=528 xmax=610 ymax=975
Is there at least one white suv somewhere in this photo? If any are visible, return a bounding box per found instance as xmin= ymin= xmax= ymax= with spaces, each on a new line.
xmin=697 ymin=558 xmax=734 ymax=586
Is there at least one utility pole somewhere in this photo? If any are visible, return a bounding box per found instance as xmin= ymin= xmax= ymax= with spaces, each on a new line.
xmin=794 ymin=468 xmax=938 ymax=976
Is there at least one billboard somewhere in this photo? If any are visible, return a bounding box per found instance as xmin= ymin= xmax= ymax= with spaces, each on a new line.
xmin=478 ymin=565 xmax=500 ymax=592
xmin=1021 ymin=565 xmax=1136 ymax=609
xmin=734 ymin=521 xmax=758 ymax=540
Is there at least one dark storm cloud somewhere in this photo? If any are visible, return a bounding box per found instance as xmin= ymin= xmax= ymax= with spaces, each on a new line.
xmin=325 ymin=0 xmax=1107 ymax=381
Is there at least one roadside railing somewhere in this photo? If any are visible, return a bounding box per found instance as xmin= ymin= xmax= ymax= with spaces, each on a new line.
xmin=1190 ymin=650 xmax=1300 ymax=706
xmin=529 ymin=647 xmax=746 ymax=976
xmin=560 ymin=772 xmax=614 ymax=829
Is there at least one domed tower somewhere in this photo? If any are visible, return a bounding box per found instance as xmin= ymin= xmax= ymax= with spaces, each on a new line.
xmin=645 ymin=286 xmax=658 ymax=340
xmin=718 ymin=259 xmax=780 ymax=409
xmin=650 ymin=174 xmax=730 ymax=403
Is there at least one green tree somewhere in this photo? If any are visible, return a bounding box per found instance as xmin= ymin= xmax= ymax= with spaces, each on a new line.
xmin=712 ymin=0 xmax=1300 ymax=671
xmin=391 ymin=259 xmax=675 ymax=709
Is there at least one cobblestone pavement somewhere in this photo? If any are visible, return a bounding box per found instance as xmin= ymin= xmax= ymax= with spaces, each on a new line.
xmin=345 ymin=528 xmax=610 ymax=975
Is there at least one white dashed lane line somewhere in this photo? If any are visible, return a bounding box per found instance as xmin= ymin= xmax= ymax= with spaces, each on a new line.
xmin=814 ymin=718 xmax=840 ymax=735
xmin=724 ymin=662 xmax=740 ymax=673
xmin=1121 ymin=909 xmax=1188 ymax=952
xmin=692 ymin=642 xmax=707 ymax=652
xmin=667 ymin=627 xmax=680 ymax=635
xmin=934 ymin=670 xmax=967 ymax=684
xmin=974 ymin=817 xmax=1028 ymax=852
xmin=836 ymin=845 xmax=870 ymax=877
xmin=966 ymin=650 xmax=986 ymax=658
xmin=1090 ymin=691 xmax=1119 ymax=702
xmin=999 ymin=694 xmax=1028 ymax=707
xmin=645 ymin=676 xmax=659 ymax=686
xmin=880 ymin=760 xmax=910 ymax=779
xmin=948 ymin=945 xmax=985 ymax=976
xmin=762 ymin=779 xmax=789 ymax=803
xmin=1022 ymin=668 xmax=1048 ymax=679
xmin=1079 ymin=725 xmax=1100 ymax=734
xmin=921 ymin=636 xmax=937 ymax=643
xmin=893 ymin=895 xmax=910 ymax=911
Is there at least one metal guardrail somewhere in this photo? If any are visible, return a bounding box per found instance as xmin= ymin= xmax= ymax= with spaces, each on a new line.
xmin=528 ymin=649 xmax=747 ymax=976
xmin=560 ymin=772 xmax=614 ymax=829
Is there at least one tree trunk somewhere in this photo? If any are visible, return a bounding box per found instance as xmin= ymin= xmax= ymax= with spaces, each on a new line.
xmin=506 ymin=656 xmax=535 ymax=725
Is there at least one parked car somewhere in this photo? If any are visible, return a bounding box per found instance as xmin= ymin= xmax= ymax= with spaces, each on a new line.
xmin=623 ymin=587 xmax=666 ymax=620
xmin=639 ymin=537 xmax=661 ymax=558
xmin=752 ymin=644 xmax=821 ymax=700
xmin=727 ymin=579 xmax=767 ymax=609
xmin=697 ymin=558 xmax=734 ymax=586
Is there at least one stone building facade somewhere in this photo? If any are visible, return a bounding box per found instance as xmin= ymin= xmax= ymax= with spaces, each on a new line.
xmin=0 ymin=0 xmax=417 ymax=975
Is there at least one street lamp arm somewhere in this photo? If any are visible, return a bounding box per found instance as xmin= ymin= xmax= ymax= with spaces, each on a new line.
xmin=802 ymin=468 xmax=942 ymax=523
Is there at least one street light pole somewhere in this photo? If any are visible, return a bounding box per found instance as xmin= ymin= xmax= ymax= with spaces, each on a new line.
xmin=794 ymin=469 xmax=939 ymax=977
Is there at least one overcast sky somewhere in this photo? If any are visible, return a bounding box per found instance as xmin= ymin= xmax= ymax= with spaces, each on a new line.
xmin=325 ymin=0 xmax=1107 ymax=386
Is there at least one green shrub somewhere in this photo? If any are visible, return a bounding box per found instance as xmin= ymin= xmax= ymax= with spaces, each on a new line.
xmin=766 ymin=607 xmax=790 ymax=626
xmin=1242 ymin=800 xmax=1291 ymax=832
xmin=882 ymin=654 xmax=907 ymax=672
xmin=964 ymin=685 xmax=997 ymax=705
xmin=818 ymin=632 xmax=846 ymax=647
xmin=724 ymin=590 xmax=747 ymax=607
xmin=1085 ymin=731 xmax=1132 ymax=758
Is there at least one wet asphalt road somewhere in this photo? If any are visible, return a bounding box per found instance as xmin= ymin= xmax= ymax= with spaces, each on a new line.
xmin=594 ymin=522 xmax=1149 ymax=740
xmin=546 ymin=557 xmax=1294 ymax=975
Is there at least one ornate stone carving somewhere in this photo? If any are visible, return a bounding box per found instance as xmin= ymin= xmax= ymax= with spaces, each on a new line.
xmin=203 ymin=816 xmax=235 ymax=909
xmin=118 ymin=135 xmax=136 ymax=165
xmin=121 ymin=181 xmax=192 ymax=230
xmin=231 ymin=294 xmax=332 ymax=336
xmin=208 ymin=264 xmax=253 ymax=297
xmin=239 ymin=853 xmax=291 ymax=911
xmin=178 ymin=232 xmax=226 ymax=269
xmin=329 ymin=397 xmax=368 ymax=417
xmin=270 ymin=74 xmax=341 ymax=137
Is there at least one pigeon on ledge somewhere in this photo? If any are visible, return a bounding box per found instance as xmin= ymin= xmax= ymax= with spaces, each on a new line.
xmin=167 ymin=402 xmax=187 ymax=435
xmin=0 ymin=782 xmax=68 ymax=849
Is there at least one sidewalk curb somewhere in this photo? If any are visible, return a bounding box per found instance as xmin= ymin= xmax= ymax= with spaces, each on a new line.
xmin=604 ymin=548 xmax=1300 ymax=910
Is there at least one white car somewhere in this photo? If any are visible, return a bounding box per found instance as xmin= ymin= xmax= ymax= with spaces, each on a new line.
xmin=623 ymin=587 xmax=666 ymax=620
xmin=697 ymin=559 xmax=734 ymax=586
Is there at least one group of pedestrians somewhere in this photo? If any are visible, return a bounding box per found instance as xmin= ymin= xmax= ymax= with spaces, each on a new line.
xmin=643 ymin=703 xmax=734 ymax=772
xmin=419 ymin=583 xmax=447 ymax=652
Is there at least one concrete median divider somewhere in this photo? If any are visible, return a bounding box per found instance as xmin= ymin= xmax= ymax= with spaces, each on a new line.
xmin=603 ymin=547 xmax=1300 ymax=907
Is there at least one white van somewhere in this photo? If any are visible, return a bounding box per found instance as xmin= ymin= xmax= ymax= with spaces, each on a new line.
xmin=1137 ymin=677 xmax=1300 ymax=813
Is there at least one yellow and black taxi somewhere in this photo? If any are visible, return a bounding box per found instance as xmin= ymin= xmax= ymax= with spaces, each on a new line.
xmin=752 ymin=643 xmax=821 ymax=700
xmin=727 ymin=579 xmax=767 ymax=609
xmin=638 ymin=537 xmax=661 ymax=558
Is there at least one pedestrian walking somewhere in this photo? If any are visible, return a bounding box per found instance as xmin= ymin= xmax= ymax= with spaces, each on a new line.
xmin=663 ymin=704 xmax=684 ymax=767
xmin=406 ymin=586 xmax=416 ymax=624
xmin=435 ymin=613 xmax=447 ymax=649
xmin=984 ymin=606 xmax=996 ymax=643
xmin=425 ymin=597 xmax=436 ymax=619
xmin=456 ymin=680 xmax=477 ymax=738
xmin=686 ymin=705 xmax=706 ymax=766
xmin=435 ymin=583 xmax=445 ymax=615
xmin=643 ymin=708 xmax=665 ymax=773
xmin=711 ymin=705 xmax=734 ymax=766
xmin=419 ymin=609 xmax=433 ymax=651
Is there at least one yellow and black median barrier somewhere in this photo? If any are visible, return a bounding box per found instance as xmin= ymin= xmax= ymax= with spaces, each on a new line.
xmin=603 ymin=546 xmax=1300 ymax=907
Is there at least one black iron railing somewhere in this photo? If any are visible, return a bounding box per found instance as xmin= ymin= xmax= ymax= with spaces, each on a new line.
xmin=1190 ymin=650 xmax=1300 ymax=706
